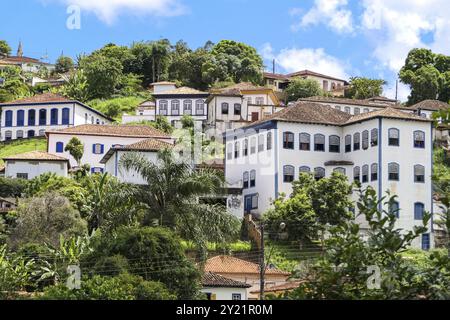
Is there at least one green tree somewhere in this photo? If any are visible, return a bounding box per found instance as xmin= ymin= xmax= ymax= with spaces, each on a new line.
xmin=60 ymin=70 xmax=90 ymax=102
xmin=55 ymin=56 xmax=74 ymax=74
xmin=345 ymin=77 xmax=387 ymax=99
xmin=285 ymin=78 xmax=324 ymax=102
xmin=0 ymin=177 xmax=27 ymax=198
xmin=0 ymin=40 xmax=11 ymax=56
xmin=64 ymin=137 xmax=84 ymax=167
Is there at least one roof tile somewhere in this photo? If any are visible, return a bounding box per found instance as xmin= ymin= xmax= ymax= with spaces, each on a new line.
xmin=204 ymin=255 xmax=290 ymax=276
xmin=46 ymin=124 xmax=169 ymax=138
xmin=2 ymin=151 xmax=69 ymax=162
xmin=202 ymin=272 xmax=251 ymax=288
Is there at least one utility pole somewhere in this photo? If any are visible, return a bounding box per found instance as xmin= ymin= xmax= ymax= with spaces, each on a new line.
xmin=259 ymin=223 xmax=265 ymax=301
xmin=395 ymin=79 xmax=399 ymax=101
xmin=272 ymin=59 xmax=276 ymax=74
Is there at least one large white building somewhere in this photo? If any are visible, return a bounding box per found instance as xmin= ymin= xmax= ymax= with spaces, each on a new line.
xmin=46 ymin=124 xmax=173 ymax=171
xmin=0 ymin=93 xmax=112 ymax=141
xmin=225 ymin=102 xmax=434 ymax=250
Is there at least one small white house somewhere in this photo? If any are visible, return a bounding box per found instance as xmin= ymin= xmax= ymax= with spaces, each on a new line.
xmin=2 ymin=151 xmax=70 ymax=180
xmin=0 ymin=93 xmax=112 ymax=141
xmin=201 ymin=272 xmax=251 ymax=301
xmin=122 ymin=101 xmax=156 ymax=124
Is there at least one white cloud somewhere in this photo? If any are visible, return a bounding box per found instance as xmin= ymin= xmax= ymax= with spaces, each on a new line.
xmin=292 ymin=0 xmax=353 ymax=34
xmin=261 ymin=43 xmax=349 ymax=80
xmin=52 ymin=0 xmax=187 ymax=24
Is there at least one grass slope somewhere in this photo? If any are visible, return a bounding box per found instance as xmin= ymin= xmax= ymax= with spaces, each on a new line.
xmin=0 ymin=138 xmax=47 ymax=165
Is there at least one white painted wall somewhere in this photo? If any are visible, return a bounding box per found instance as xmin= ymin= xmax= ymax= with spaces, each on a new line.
xmin=4 ymin=160 xmax=68 ymax=180
xmin=200 ymin=287 xmax=248 ymax=301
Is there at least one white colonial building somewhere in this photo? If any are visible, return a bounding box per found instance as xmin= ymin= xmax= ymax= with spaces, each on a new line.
xmin=201 ymin=272 xmax=251 ymax=301
xmin=121 ymin=100 xmax=156 ymax=124
xmin=2 ymin=151 xmax=70 ymax=180
xmin=46 ymin=124 xmax=173 ymax=171
xmin=225 ymin=102 xmax=434 ymax=250
xmin=0 ymin=93 xmax=111 ymax=141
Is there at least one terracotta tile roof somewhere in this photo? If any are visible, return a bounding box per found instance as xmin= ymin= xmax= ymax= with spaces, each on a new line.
xmin=2 ymin=151 xmax=69 ymax=162
xmin=2 ymin=56 xmax=50 ymax=64
xmin=345 ymin=107 xmax=432 ymax=125
xmin=202 ymin=272 xmax=251 ymax=288
xmin=250 ymin=281 xmax=303 ymax=294
xmin=409 ymin=100 xmax=450 ymax=112
xmin=204 ymin=255 xmax=290 ymax=276
xmin=115 ymin=138 xmax=173 ymax=151
xmin=46 ymin=124 xmax=169 ymax=138
xmin=299 ymin=96 xmax=406 ymax=109
xmin=263 ymin=72 xmax=290 ymax=80
xmin=1 ymin=93 xmax=72 ymax=105
xmin=210 ymin=82 xmax=272 ymax=97
xmin=154 ymin=86 xmax=208 ymax=95
xmin=286 ymin=70 xmax=348 ymax=83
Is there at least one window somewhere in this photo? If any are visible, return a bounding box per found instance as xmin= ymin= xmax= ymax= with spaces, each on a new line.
xmin=314 ymin=167 xmax=325 ymax=180
xmin=299 ymin=166 xmax=311 ymax=174
xmin=159 ymin=100 xmax=168 ymax=115
xmin=28 ymin=110 xmax=36 ymax=126
xmin=414 ymin=131 xmax=425 ymax=148
xmin=27 ymin=130 xmax=35 ymax=138
xmin=244 ymin=194 xmax=258 ymax=213
xmin=250 ymin=137 xmax=256 ymax=154
xmin=91 ymin=167 xmax=104 ymax=174
xmin=300 ymin=133 xmax=311 ymax=151
xmin=221 ymin=103 xmax=229 ymax=115
xmin=92 ymin=144 xmax=104 ymax=155
xmin=243 ymin=172 xmax=249 ymax=189
xmin=414 ymin=165 xmax=425 ymax=183
xmin=195 ymin=100 xmax=204 ymax=115
xmin=39 ymin=109 xmax=47 ymax=125
xmin=362 ymin=130 xmax=369 ymax=150
xmin=371 ymin=128 xmax=378 ymax=147
xmin=56 ymin=142 xmax=64 ymax=153
xmin=243 ymin=139 xmax=249 ymax=156
xmin=414 ymin=202 xmax=425 ymax=220
xmin=227 ymin=143 xmax=233 ymax=160
xmin=234 ymin=141 xmax=240 ymax=159
xmin=16 ymin=173 xmax=28 ymax=180
xmin=5 ymin=110 xmax=12 ymax=127
xmin=362 ymin=165 xmax=369 ymax=183
xmin=354 ymin=107 xmax=360 ymax=115
xmin=234 ymin=103 xmax=241 ymax=115
xmin=389 ymin=201 xmax=400 ymax=218
xmin=256 ymin=97 xmax=264 ymax=105
xmin=171 ymin=100 xmax=180 ymax=115
xmin=354 ymin=166 xmax=361 ymax=183
xmin=183 ymin=100 xmax=192 ymax=115
xmin=85 ymin=113 xmax=88 ymax=124
xmin=232 ymin=294 xmax=242 ymax=301
xmin=267 ymin=132 xmax=272 ymax=150
xmin=247 ymin=97 xmax=252 ymax=104
xmin=50 ymin=108 xmax=58 ymax=125
xmin=258 ymin=134 xmax=264 ymax=152
xmin=284 ymin=165 xmax=295 ymax=183
xmin=388 ymin=163 xmax=400 ymax=181
xmin=62 ymin=108 xmax=70 ymax=125
xmin=335 ymin=106 xmax=341 ymax=111
xmin=422 ymin=233 xmax=430 ymax=251
xmin=371 ymin=163 xmax=378 ymax=181
xmin=17 ymin=110 xmax=25 ymax=126
xmin=96 ymin=119 xmax=100 ymax=125
xmin=250 ymin=170 xmax=256 ymax=188
xmin=345 ymin=107 xmax=351 ymax=114
xmin=39 ymin=129 xmax=45 ymax=136
xmin=329 ymin=135 xmax=340 ymax=153
xmin=345 ymin=135 xmax=352 ymax=153
xmin=353 ymin=133 xmax=361 ymax=151
xmin=4 ymin=130 xmax=12 ymax=141
xmin=388 ymin=128 xmax=400 ymax=146
xmin=334 ymin=167 xmax=346 ymax=175
xmin=91 ymin=116 xmax=94 ymax=124
xmin=314 ymin=134 xmax=325 ymax=152
xmin=283 ymin=132 xmax=294 ymax=149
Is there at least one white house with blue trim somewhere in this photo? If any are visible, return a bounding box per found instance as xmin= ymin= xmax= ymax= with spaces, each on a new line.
xmin=225 ymin=102 xmax=434 ymax=250
xmin=0 ymin=93 xmax=112 ymax=141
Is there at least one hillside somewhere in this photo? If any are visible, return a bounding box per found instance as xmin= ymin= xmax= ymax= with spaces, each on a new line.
xmin=0 ymin=138 xmax=47 ymax=165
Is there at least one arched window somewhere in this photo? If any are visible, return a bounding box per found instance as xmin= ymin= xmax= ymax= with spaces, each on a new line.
xmin=389 ymin=201 xmax=400 ymax=218
xmin=354 ymin=166 xmax=361 ymax=183
xmin=334 ymin=167 xmax=346 ymax=175
xmin=329 ymin=135 xmax=340 ymax=153
xmin=195 ymin=100 xmax=204 ymax=115
xmin=16 ymin=110 xmax=24 ymax=126
xmin=414 ymin=131 xmax=425 ymax=148
xmin=221 ymin=102 xmax=229 ymax=115
xmin=159 ymin=100 xmax=168 ymax=115
xmin=299 ymin=166 xmax=311 ymax=174
xmin=183 ymin=100 xmax=192 ymax=115
xmin=314 ymin=167 xmax=325 ymax=181
xmin=300 ymin=133 xmax=311 ymax=151
xmin=414 ymin=165 xmax=425 ymax=183
xmin=39 ymin=109 xmax=47 ymax=125
xmin=388 ymin=128 xmax=400 ymax=146
xmin=38 ymin=129 xmax=46 ymax=136
xmin=353 ymin=133 xmax=360 ymax=151
xmin=56 ymin=142 xmax=64 ymax=153
xmin=371 ymin=163 xmax=378 ymax=181
xmin=258 ymin=134 xmax=264 ymax=152
xmin=345 ymin=135 xmax=352 ymax=153
xmin=414 ymin=203 xmax=425 ymax=220
xmin=314 ymin=134 xmax=325 ymax=152
xmin=250 ymin=137 xmax=257 ymax=154
xmin=4 ymin=130 xmax=12 ymax=141
xmin=362 ymin=130 xmax=369 ymax=150
xmin=28 ymin=110 xmax=36 ymax=126
xmin=362 ymin=165 xmax=369 ymax=183
xmin=96 ymin=119 xmax=100 ymax=125
xmin=283 ymin=165 xmax=295 ymax=183
xmin=243 ymin=172 xmax=249 ymax=189
xmin=354 ymin=107 xmax=360 ymax=115
xmin=85 ymin=113 xmax=88 ymax=124
xmin=243 ymin=139 xmax=249 ymax=156
xmin=234 ymin=103 xmax=241 ymax=115
xmin=16 ymin=130 xmax=24 ymax=139
xmin=250 ymin=170 xmax=256 ymax=188
xmin=5 ymin=110 xmax=13 ymax=127
xmin=234 ymin=141 xmax=240 ymax=159
xmin=62 ymin=108 xmax=70 ymax=125
xmin=283 ymin=132 xmax=294 ymax=149
xmin=388 ymin=163 xmax=400 ymax=181
xmin=227 ymin=143 xmax=233 ymax=160
xmin=27 ymin=130 xmax=35 ymax=138
xmin=371 ymin=128 xmax=378 ymax=147
xmin=171 ymin=100 xmax=180 ymax=115
xmin=50 ymin=108 xmax=58 ymax=125
xmin=363 ymin=108 xmax=370 ymax=113
xmin=267 ymin=132 xmax=272 ymax=150
xmin=345 ymin=107 xmax=351 ymax=114
xmin=335 ymin=106 xmax=341 ymax=111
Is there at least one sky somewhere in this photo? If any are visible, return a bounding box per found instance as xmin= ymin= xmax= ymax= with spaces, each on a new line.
xmin=2 ymin=0 xmax=450 ymax=102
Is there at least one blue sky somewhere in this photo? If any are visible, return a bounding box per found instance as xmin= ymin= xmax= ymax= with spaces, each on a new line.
xmin=2 ymin=0 xmax=450 ymax=101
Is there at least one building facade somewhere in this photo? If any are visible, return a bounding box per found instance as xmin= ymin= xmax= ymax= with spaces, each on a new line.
xmin=225 ymin=102 xmax=434 ymax=250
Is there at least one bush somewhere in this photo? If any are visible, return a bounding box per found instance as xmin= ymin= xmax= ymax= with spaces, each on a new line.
xmin=91 ymin=254 xmax=129 ymax=277
xmin=0 ymin=177 xmax=27 ymax=198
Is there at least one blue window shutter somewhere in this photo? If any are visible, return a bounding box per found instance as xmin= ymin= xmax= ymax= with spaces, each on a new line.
xmin=92 ymin=144 xmax=96 ymax=154
xmin=101 ymin=144 xmax=104 ymax=154
xmin=56 ymin=142 xmax=63 ymax=153
xmin=91 ymin=168 xmax=95 ymax=173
